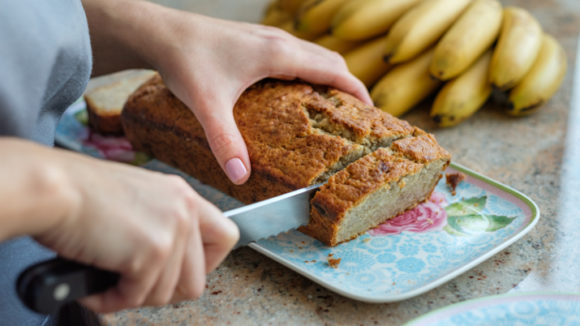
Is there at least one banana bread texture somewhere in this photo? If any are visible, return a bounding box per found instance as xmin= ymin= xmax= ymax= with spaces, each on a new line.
xmin=121 ymin=74 xmax=450 ymax=246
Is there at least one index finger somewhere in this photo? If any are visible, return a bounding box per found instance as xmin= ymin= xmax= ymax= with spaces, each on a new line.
xmin=268 ymin=36 xmax=373 ymax=105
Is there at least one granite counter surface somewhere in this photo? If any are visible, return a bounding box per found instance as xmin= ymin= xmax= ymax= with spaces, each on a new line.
xmin=99 ymin=0 xmax=580 ymax=324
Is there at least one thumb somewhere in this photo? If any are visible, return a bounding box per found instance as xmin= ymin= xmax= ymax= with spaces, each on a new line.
xmin=195 ymin=102 xmax=251 ymax=185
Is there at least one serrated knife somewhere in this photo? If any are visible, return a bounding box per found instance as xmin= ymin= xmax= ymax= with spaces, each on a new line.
xmin=17 ymin=184 xmax=320 ymax=314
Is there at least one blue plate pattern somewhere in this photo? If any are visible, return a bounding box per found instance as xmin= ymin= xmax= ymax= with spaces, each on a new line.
xmin=406 ymin=293 xmax=580 ymax=325
xmin=55 ymin=101 xmax=540 ymax=303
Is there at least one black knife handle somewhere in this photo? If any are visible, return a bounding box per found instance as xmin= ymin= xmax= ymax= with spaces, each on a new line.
xmin=17 ymin=257 xmax=120 ymax=314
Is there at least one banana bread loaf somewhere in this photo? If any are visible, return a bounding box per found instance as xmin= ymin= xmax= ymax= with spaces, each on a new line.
xmin=121 ymin=74 xmax=450 ymax=246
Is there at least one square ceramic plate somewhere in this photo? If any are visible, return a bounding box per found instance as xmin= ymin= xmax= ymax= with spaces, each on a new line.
xmin=404 ymin=292 xmax=580 ymax=325
xmin=56 ymin=101 xmax=540 ymax=303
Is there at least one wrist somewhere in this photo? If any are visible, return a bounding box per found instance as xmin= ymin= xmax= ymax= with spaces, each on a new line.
xmin=83 ymin=0 xmax=171 ymax=74
xmin=28 ymin=156 xmax=81 ymax=238
xmin=0 ymin=139 xmax=80 ymax=240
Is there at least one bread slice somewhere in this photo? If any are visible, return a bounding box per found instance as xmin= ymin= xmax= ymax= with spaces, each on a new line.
xmin=121 ymin=74 xmax=451 ymax=246
xmin=301 ymin=131 xmax=450 ymax=246
xmin=85 ymin=70 xmax=156 ymax=134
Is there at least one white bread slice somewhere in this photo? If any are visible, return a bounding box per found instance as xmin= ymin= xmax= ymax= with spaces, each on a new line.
xmin=85 ymin=70 xmax=156 ymax=134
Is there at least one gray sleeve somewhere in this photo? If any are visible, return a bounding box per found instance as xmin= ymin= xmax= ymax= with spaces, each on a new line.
xmin=0 ymin=1 xmax=92 ymax=324
xmin=0 ymin=0 xmax=92 ymax=145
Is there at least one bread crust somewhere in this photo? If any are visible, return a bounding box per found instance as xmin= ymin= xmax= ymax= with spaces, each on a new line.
xmin=86 ymin=100 xmax=124 ymax=135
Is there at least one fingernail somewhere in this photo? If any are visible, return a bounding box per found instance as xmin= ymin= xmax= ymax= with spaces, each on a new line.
xmin=225 ymin=158 xmax=247 ymax=184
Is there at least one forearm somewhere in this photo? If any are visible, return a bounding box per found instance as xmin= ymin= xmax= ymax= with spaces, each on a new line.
xmin=82 ymin=0 xmax=174 ymax=76
xmin=0 ymin=138 xmax=77 ymax=241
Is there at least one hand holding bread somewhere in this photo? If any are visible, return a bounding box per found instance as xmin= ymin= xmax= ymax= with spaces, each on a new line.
xmin=144 ymin=10 xmax=371 ymax=184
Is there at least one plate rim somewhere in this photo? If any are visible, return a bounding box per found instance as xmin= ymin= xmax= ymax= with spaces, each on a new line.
xmin=402 ymin=291 xmax=580 ymax=326
xmin=249 ymin=162 xmax=540 ymax=303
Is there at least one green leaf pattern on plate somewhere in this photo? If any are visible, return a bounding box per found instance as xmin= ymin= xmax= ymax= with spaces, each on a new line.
xmin=444 ymin=196 xmax=516 ymax=236
xmin=74 ymin=109 xmax=88 ymax=126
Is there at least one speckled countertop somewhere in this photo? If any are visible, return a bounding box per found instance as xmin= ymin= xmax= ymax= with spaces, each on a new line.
xmin=99 ymin=0 xmax=580 ymax=324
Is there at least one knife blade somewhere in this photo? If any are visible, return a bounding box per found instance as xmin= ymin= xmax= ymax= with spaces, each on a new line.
xmin=16 ymin=184 xmax=320 ymax=314
xmin=227 ymin=183 xmax=319 ymax=248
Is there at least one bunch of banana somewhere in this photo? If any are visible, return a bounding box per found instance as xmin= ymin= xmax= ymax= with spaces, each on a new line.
xmin=343 ymin=36 xmax=392 ymax=87
xmin=506 ymin=34 xmax=567 ymax=116
xmin=314 ymin=34 xmax=363 ymax=54
xmin=431 ymin=51 xmax=493 ymax=127
xmin=262 ymin=8 xmax=292 ymax=27
xmin=260 ymin=0 xmax=568 ymax=127
xmin=489 ymin=7 xmax=543 ymax=91
xmin=294 ymin=0 xmax=349 ymax=39
xmin=430 ymin=0 xmax=503 ymax=81
xmin=430 ymin=6 xmax=566 ymax=125
xmin=371 ymin=49 xmax=441 ymax=117
xmin=383 ymin=0 xmax=472 ymax=64
xmin=331 ymin=0 xmax=420 ymax=41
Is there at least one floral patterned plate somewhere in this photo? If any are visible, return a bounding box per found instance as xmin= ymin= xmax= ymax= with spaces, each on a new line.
xmin=405 ymin=292 xmax=580 ymax=325
xmin=56 ymin=101 xmax=540 ymax=303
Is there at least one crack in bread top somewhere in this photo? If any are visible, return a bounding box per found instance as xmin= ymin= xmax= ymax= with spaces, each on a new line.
xmin=235 ymin=80 xmax=417 ymax=186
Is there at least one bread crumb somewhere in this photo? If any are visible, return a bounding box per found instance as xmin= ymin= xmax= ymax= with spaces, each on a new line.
xmin=446 ymin=172 xmax=466 ymax=196
xmin=398 ymin=180 xmax=406 ymax=189
xmin=327 ymin=253 xmax=341 ymax=269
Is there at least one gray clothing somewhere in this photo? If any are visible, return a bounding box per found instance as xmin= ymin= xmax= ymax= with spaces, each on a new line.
xmin=0 ymin=0 xmax=92 ymax=145
xmin=0 ymin=0 xmax=92 ymax=324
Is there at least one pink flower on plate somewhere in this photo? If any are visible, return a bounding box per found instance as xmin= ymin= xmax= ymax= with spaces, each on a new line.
xmin=83 ymin=131 xmax=136 ymax=162
xmin=368 ymin=192 xmax=448 ymax=236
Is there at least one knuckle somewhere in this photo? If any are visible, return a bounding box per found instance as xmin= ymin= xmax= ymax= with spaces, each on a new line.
xmin=208 ymin=132 xmax=237 ymax=156
xmin=259 ymin=24 xmax=292 ymax=41
xmin=149 ymin=235 xmax=173 ymax=264
xmin=166 ymin=174 xmax=189 ymax=191
xmin=182 ymin=278 xmax=206 ymax=300
xmin=259 ymin=24 xmax=287 ymax=35
xmin=333 ymin=52 xmax=348 ymax=68
xmin=124 ymin=252 xmax=146 ymax=276
xmin=125 ymin=293 xmax=146 ymax=309
xmin=264 ymin=35 xmax=292 ymax=59
xmin=174 ymin=208 xmax=192 ymax=231
xmin=148 ymin=293 xmax=172 ymax=307
xmin=223 ymin=221 xmax=240 ymax=248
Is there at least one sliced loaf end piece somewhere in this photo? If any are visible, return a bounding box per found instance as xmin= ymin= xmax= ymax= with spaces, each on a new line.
xmin=300 ymin=133 xmax=450 ymax=246
xmin=85 ymin=70 xmax=156 ymax=134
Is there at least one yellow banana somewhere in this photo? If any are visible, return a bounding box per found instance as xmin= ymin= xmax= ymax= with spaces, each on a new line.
xmin=430 ymin=51 xmax=493 ymax=127
xmin=430 ymin=0 xmax=502 ymax=81
xmin=343 ymin=36 xmax=393 ymax=87
xmin=508 ymin=34 xmax=567 ymax=116
xmin=314 ymin=34 xmax=364 ymax=54
xmin=295 ymin=0 xmax=349 ymax=40
xmin=261 ymin=3 xmax=293 ymax=26
xmin=277 ymin=0 xmax=309 ymax=15
xmin=331 ymin=0 xmax=420 ymax=41
xmin=489 ymin=7 xmax=543 ymax=90
xmin=371 ymin=49 xmax=441 ymax=116
xmin=383 ymin=0 xmax=471 ymax=64
xmin=277 ymin=20 xmax=314 ymax=39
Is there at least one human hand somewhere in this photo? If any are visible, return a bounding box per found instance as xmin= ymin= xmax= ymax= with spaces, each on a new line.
xmin=144 ymin=10 xmax=372 ymax=185
xmin=29 ymin=146 xmax=239 ymax=313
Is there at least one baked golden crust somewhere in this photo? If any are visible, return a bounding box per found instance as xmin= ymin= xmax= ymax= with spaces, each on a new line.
xmin=122 ymin=75 xmax=450 ymax=246
xmin=301 ymin=134 xmax=451 ymax=246
xmin=391 ymin=129 xmax=451 ymax=164
xmin=123 ymin=76 xmax=413 ymax=203
xmin=86 ymin=104 xmax=124 ymax=135
xmin=300 ymin=148 xmax=423 ymax=245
